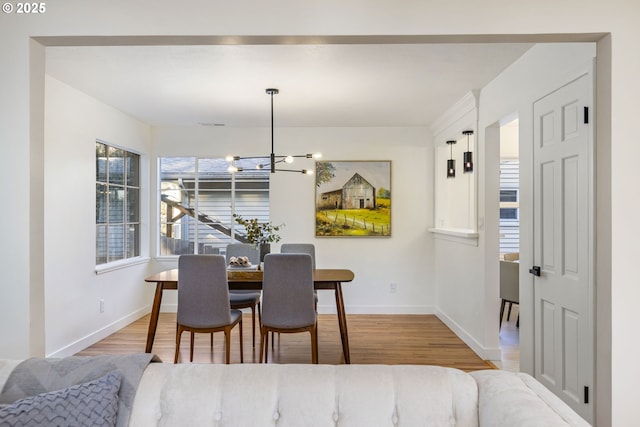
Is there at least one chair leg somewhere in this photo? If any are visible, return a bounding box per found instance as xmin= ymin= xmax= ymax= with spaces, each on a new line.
xmin=259 ymin=326 xmax=267 ymax=363
xmin=190 ymin=332 xmax=195 ymax=362
xmin=210 ymin=333 xmax=214 ymax=350
xmin=250 ymin=305 xmax=256 ymax=348
xmin=174 ymin=326 xmax=182 ymax=364
xmin=239 ymin=318 xmax=244 ymax=363
xmin=499 ymin=299 xmax=506 ymax=328
xmin=506 ymin=302 xmax=513 ymax=321
xmin=311 ymin=326 xmax=318 ymax=364
xmin=224 ymin=329 xmax=231 ymax=364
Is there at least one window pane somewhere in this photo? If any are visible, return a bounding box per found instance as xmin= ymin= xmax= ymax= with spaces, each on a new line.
xmin=96 ymin=142 xmax=107 ymax=182
xmin=126 ymin=151 xmax=140 ymax=186
xmin=96 ymin=142 xmax=141 ymax=266
xmin=96 ymin=225 xmax=107 ymax=264
xmin=96 ymin=183 xmax=108 ymax=224
xmin=161 ymin=157 xmax=196 ymax=174
xmin=500 ymin=190 xmax=518 ymax=202
xmin=126 ymin=188 xmax=139 ymax=222
xmin=158 ymin=156 xmax=270 ymax=257
xmin=109 ymin=187 xmax=124 ymax=223
xmin=160 ymin=217 xmax=195 ymax=256
xmin=500 ymin=208 xmax=518 ymax=220
xmin=108 ymin=224 xmax=124 ymax=262
xmin=108 ymin=146 xmax=125 ymax=185
xmin=126 ymin=224 xmax=140 ymax=258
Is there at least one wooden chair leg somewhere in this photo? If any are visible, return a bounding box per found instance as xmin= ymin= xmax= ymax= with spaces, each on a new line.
xmin=224 ymin=329 xmax=231 ymax=364
xmin=174 ymin=327 xmax=182 ymax=364
xmin=250 ymin=305 xmax=256 ymax=348
xmin=506 ymin=302 xmax=513 ymax=321
xmin=259 ymin=327 xmax=267 ymax=363
xmin=239 ymin=319 xmax=244 ymax=363
xmin=311 ymin=326 xmax=318 ymax=364
xmin=189 ymin=332 xmax=195 ymax=362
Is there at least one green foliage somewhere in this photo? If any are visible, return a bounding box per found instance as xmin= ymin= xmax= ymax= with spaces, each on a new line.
xmin=377 ymin=187 xmax=391 ymax=199
xmin=315 ymin=162 xmax=336 ymax=187
xmin=233 ymin=214 xmax=284 ymax=246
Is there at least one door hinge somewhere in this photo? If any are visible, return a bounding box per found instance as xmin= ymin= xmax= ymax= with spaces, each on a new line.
xmin=584 ymin=106 xmax=589 ymax=124
xmin=584 ymin=386 xmax=589 ymax=404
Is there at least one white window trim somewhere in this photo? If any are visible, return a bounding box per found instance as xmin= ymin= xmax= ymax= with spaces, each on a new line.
xmin=95 ymin=256 xmax=150 ymax=275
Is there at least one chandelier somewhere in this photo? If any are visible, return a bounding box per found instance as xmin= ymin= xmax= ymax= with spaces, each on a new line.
xmin=226 ymin=88 xmax=321 ymax=175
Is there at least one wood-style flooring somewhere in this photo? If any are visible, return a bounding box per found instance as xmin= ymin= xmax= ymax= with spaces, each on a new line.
xmin=77 ymin=313 xmax=496 ymax=372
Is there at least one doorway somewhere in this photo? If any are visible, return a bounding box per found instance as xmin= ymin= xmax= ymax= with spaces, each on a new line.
xmin=498 ymin=117 xmax=520 ymax=372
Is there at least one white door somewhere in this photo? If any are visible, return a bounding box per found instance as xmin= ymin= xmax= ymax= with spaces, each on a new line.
xmin=532 ymin=70 xmax=594 ymax=422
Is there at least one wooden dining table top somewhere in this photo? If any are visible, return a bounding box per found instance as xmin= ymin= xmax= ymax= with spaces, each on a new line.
xmin=144 ymin=268 xmax=354 ymax=290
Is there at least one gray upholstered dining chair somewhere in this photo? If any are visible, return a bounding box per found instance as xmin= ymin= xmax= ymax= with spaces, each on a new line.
xmin=259 ymin=253 xmax=318 ymax=364
xmin=225 ymin=243 xmax=262 ymax=348
xmin=276 ymin=243 xmax=318 ymax=344
xmin=280 ymin=243 xmax=318 ymax=302
xmin=280 ymin=243 xmax=316 ymax=269
xmin=499 ymin=260 xmax=520 ymax=329
xmin=175 ymin=254 xmax=243 ymax=364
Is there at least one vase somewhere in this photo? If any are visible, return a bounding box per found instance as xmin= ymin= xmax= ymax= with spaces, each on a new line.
xmin=259 ymin=243 xmax=271 ymax=263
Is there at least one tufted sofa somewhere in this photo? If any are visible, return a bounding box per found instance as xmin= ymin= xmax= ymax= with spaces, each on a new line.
xmin=131 ymin=363 xmax=589 ymax=426
xmin=1 ymin=359 xmax=589 ymax=426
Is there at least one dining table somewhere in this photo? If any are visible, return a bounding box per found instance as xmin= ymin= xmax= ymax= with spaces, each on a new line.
xmin=144 ymin=268 xmax=355 ymax=363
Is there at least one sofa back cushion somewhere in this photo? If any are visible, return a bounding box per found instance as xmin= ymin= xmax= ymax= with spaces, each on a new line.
xmin=130 ymin=364 xmax=478 ymax=426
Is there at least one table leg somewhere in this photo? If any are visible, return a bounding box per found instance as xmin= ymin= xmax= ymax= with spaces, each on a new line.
xmin=145 ymin=282 xmax=164 ymax=353
xmin=333 ymin=282 xmax=351 ymax=364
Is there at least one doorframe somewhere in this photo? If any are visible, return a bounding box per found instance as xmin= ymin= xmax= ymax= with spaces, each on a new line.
xmin=484 ymin=61 xmax=597 ymax=421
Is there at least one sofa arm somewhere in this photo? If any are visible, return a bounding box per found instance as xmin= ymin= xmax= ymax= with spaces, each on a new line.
xmin=470 ymin=370 xmax=590 ymax=427
xmin=0 ymin=360 xmax=21 ymax=393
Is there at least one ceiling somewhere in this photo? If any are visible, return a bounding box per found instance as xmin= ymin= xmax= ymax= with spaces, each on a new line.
xmin=45 ymin=43 xmax=533 ymax=128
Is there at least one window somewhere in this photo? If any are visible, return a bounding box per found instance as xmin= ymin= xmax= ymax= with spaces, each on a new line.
xmin=96 ymin=141 xmax=140 ymax=265
xmin=159 ymin=157 xmax=270 ymax=256
xmin=499 ymin=160 xmax=520 ymax=253
xmin=500 ymin=190 xmax=518 ymax=203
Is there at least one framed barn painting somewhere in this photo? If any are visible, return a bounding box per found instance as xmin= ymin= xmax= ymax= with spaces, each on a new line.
xmin=315 ymin=160 xmax=391 ymax=237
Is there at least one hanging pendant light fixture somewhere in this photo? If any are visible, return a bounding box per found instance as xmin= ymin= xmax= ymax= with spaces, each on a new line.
xmin=463 ymin=130 xmax=474 ymax=173
xmin=226 ymin=88 xmax=321 ymax=175
xmin=446 ymin=140 xmax=457 ymax=178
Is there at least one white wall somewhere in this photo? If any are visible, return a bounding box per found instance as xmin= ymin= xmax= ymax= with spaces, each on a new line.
xmin=150 ymin=125 xmax=434 ymax=314
xmin=2 ymin=1 xmax=639 ymax=424
xmin=44 ymin=76 xmax=153 ymax=356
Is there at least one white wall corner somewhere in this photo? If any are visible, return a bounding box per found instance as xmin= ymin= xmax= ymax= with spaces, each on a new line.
xmin=46 ymin=306 xmax=150 ymax=358
xmin=435 ymin=308 xmax=501 ymax=361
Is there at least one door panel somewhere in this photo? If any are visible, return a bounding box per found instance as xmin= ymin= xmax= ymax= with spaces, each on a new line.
xmin=533 ymin=71 xmax=593 ymax=422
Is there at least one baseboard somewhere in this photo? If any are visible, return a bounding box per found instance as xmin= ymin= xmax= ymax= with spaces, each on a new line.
xmin=435 ymin=308 xmax=502 ymax=361
xmin=47 ymin=306 xmax=149 ymax=358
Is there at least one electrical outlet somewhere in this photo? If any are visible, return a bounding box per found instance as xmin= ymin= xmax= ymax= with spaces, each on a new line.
xmin=100 ymin=299 xmax=105 ymax=313
xmin=390 ymin=283 xmax=397 ymax=293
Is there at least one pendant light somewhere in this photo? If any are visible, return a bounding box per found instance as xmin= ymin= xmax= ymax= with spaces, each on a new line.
xmin=463 ymin=130 xmax=474 ymax=173
xmin=446 ymin=140 xmax=456 ymax=178
xmin=226 ymin=88 xmax=321 ymax=175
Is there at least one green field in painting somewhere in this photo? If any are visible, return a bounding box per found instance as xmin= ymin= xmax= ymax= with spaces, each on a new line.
xmin=316 ymin=199 xmax=390 ymax=236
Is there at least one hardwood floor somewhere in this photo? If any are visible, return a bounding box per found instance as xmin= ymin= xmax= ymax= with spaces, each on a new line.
xmin=77 ymin=313 xmax=496 ymax=372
